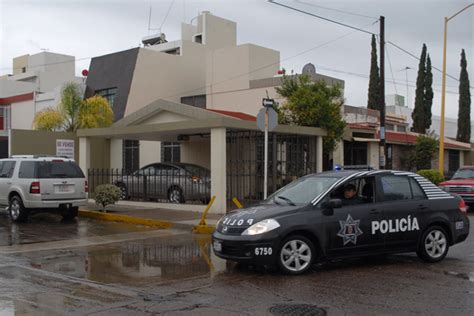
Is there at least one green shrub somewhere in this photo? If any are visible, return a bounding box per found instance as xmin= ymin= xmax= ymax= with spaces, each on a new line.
xmin=417 ymin=169 xmax=445 ymax=185
xmin=94 ymin=184 xmax=121 ymax=211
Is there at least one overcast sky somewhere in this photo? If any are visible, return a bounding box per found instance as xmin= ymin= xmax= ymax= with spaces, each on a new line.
xmin=1 ymin=0 xmax=472 ymax=119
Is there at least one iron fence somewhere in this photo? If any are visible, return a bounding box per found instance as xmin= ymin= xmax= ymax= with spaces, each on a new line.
xmin=226 ymin=130 xmax=318 ymax=208
xmin=88 ymin=168 xmax=210 ymax=204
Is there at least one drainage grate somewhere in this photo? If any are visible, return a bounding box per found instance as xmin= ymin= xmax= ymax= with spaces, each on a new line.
xmin=269 ymin=304 xmax=326 ymax=316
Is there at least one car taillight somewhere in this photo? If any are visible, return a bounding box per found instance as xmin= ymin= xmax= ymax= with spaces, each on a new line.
xmin=30 ymin=181 xmax=40 ymax=194
xmin=459 ymin=198 xmax=467 ymax=214
xmin=85 ymin=180 xmax=89 ymax=193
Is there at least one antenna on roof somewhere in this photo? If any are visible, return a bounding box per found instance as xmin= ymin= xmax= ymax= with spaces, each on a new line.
xmin=143 ymin=5 xmax=168 ymax=46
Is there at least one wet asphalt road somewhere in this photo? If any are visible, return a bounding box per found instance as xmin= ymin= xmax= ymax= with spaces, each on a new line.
xmin=0 ymin=211 xmax=473 ymax=315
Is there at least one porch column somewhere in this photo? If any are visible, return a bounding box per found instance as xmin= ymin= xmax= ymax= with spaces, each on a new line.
xmin=210 ymin=127 xmax=226 ymax=214
xmin=79 ymin=137 xmax=91 ymax=175
xmin=316 ymin=136 xmax=323 ymax=173
xmin=333 ymin=140 xmax=344 ymax=167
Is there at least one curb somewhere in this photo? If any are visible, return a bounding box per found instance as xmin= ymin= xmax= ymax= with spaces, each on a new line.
xmin=78 ymin=209 xmax=173 ymax=229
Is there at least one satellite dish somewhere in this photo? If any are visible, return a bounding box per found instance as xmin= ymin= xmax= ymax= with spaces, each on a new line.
xmin=302 ymin=63 xmax=316 ymax=75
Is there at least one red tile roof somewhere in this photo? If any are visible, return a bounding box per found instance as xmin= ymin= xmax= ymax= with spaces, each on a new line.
xmin=386 ymin=131 xmax=470 ymax=150
xmin=207 ymin=109 xmax=256 ymax=122
xmin=0 ymin=92 xmax=34 ymax=105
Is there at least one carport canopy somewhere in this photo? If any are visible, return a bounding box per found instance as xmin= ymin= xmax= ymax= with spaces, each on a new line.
xmin=77 ymin=99 xmax=327 ymax=213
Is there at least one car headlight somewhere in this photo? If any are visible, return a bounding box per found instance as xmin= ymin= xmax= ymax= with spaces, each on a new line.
xmin=242 ymin=219 xmax=280 ymax=236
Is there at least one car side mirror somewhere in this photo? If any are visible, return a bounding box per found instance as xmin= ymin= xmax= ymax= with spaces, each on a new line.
xmin=321 ymin=198 xmax=342 ymax=216
xmin=328 ymin=199 xmax=342 ymax=209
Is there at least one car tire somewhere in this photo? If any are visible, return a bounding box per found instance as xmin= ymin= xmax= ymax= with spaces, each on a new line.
xmin=277 ymin=235 xmax=315 ymax=275
xmin=417 ymin=226 xmax=450 ymax=263
xmin=168 ymin=187 xmax=184 ymax=204
xmin=9 ymin=195 xmax=28 ymax=223
xmin=61 ymin=206 xmax=78 ymax=221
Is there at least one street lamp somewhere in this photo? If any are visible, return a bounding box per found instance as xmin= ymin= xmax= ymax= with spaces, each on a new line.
xmin=438 ymin=3 xmax=474 ymax=175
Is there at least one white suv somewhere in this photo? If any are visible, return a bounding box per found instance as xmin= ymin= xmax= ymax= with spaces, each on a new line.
xmin=0 ymin=156 xmax=88 ymax=222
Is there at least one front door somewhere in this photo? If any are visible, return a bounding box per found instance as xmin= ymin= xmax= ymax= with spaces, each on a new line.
xmin=323 ymin=176 xmax=385 ymax=256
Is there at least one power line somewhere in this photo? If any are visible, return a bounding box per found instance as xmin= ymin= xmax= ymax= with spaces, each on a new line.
xmin=386 ymin=41 xmax=467 ymax=85
xmin=268 ymin=0 xmax=378 ymax=35
xmin=162 ymin=24 xmax=373 ymax=100
xmin=295 ymin=0 xmax=378 ymax=19
xmin=159 ymin=0 xmax=175 ymax=31
xmin=385 ymin=44 xmax=399 ymax=96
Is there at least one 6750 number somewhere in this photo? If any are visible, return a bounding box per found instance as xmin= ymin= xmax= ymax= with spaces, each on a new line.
xmin=255 ymin=247 xmax=273 ymax=256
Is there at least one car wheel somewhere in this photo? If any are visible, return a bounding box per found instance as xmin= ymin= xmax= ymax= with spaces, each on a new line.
xmin=278 ymin=235 xmax=315 ymax=275
xmin=117 ymin=183 xmax=128 ymax=200
xmin=168 ymin=187 xmax=184 ymax=204
xmin=417 ymin=226 xmax=449 ymax=263
xmin=9 ymin=196 xmax=28 ymax=223
xmin=61 ymin=206 xmax=78 ymax=221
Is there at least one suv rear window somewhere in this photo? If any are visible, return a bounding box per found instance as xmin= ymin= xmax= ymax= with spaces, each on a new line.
xmin=19 ymin=161 xmax=84 ymax=179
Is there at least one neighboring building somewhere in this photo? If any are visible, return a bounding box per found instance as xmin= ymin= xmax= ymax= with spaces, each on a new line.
xmin=0 ymin=52 xmax=83 ymax=157
xmin=386 ymin=93 xmax=474 ymax=143
xmin=85 ymin=11 xmax=344 ymax=170
xmin=333 ymin=104 xmax=472 ymax=175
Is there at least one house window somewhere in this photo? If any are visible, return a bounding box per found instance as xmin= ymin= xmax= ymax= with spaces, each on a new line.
xmin=123 ymin=140 xmax=139 ymax=172
xmin=397 ymin=125 xmax=407 ymax=132
xmin=193 ymin=34 xmax=203 ymax=44
xmin=161 ymin=142 xmax=180 ymax=162
xmin=181 ymin=95 xmax=206 ymax=108
xmin=21 ymin=67 xmax=26 ymax=73
xmin=386 ymin=123 xmax=394 ymax=131
xmin=344 ymin=140 xmax=368 ymax=166
xmin=96 ymin=87 xmax=117 ymax=108
xmin=164 ymin=48 xmax=180 ymax=55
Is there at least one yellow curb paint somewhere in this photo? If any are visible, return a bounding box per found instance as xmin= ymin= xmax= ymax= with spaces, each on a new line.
xmin=78 ymin=209 xmax=173 ymax=229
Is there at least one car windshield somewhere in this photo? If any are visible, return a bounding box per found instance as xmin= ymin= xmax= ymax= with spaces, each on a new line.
xmin=266 ymin=176 xmax=340 ymax=205
xmin=452 ymin=169 xmax=474 ymax=179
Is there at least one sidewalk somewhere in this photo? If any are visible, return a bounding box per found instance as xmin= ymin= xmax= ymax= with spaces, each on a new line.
xmin=79 ymin=201 xmax=223 ymax=231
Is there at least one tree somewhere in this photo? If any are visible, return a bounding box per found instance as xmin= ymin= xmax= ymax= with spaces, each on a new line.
xmin=424 ymin=55 xmax=433 ymax=131
xmin=412 ymin=44 xmax=427 ymax=133
xmin=413 ymin=134 xmax=438 ymax=170
xmin=33 ymin=82 xmax=114 ymax=132
xmin=79 ymin=95 xmax=114 ymax=129
xmin=367 ymin=34 xmax=381 ymax=111
xmin=276 ymin=74 xmax=346 ymax=154
xmin=33 ymin=107 xmax=64 ymax=131
xmin=457 ymin=49 xmax=471 ymax=142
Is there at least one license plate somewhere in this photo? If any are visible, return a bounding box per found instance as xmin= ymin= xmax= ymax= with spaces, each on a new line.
xmin=213 ymin=240 xmax=222 ymax=252
xmin=56 ymin=185 xmax=72 ymax=193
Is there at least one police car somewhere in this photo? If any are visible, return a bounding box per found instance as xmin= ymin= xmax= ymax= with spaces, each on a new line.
xmin=212 ymin=170 xmax=470 ymax=275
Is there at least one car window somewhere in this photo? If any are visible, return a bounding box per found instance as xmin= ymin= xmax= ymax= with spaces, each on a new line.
xmin=380 ymin=175 xmax=412 ymax=201
xmin=409 ymin=178 xmax=426 ymax=200
xmin=330 ymin=176 xmax=376 ymax=205
xmin=142 ymin=166 xmax=156 ymax=175
xmin=36 ymin=161 xmax=84 ymax=178
xmin=0 ymin=161 xmax=16 ymax=178
xmin=19 ymin=161 xmax=36 ymax=178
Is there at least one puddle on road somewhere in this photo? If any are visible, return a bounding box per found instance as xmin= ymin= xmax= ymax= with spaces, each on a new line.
xmin=444 ymin=270 xmax=474 ymax=282
xmin=17 ymin=234 xmax=229 ymax=287
xmin=0 ymin=212 xmax=156 ymax=247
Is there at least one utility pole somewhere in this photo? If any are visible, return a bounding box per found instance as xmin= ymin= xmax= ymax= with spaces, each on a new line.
xmin=379 ymin=16 xmax=386 ymax=169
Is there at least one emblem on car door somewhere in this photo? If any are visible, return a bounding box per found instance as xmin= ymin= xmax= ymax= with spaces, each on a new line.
xmin=337 ymin=214 xmax=363 ymax=245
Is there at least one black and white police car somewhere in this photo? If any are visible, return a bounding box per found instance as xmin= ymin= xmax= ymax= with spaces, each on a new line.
xmin=212 ymin=170 xmax=470 ymax=275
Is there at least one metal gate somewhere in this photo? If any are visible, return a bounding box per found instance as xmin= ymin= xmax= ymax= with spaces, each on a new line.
xmin=226 ymin=130 xmax=318 ymax=207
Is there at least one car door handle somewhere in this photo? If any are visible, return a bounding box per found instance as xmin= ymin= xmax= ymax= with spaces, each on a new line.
xmin=417 ymin=204 xmax=428 ymax=210
xmin=369 ymin=209 xmax=379 ymax=214
xmin=6 ymin=182 xmax=11 ymax=185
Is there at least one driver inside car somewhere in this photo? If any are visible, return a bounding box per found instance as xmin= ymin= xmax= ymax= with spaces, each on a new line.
xmin=342 ymin=183 xmax=364 ymax=206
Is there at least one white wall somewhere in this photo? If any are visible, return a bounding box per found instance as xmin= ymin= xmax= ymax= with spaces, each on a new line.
xmin=139 ymin=141 xmax=161 ymax=167
xmin=180 ymin=139 xmax=210 ymax=169
xmin=10 ymin=100 xmax=35 ymax=130
xmin=110 ymin=139 xmax=123 ymax=169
